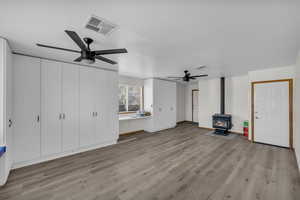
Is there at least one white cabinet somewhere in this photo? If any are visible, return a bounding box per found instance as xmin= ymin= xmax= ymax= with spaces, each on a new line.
xmin=41 ymin=60 xmax=80 ymax=155
xmin=79 ymin=67 xmax=96 ymax=147
xmin=41 ymin=60 xmax=62 ymax=156
xmin=13 ymin=56 xmax=118 ymax=167
xmin=13 ymin=55 xmax=41 ymax=162
xmin=144 ymin=79 xmax=177 ymax=132
xmin=0 ymin=39 xmax=13 ymax=185
xmin=61 ymin=63 xmax=79 ymax=151
xmin=79 ymin=67 xmax=118 ymax=147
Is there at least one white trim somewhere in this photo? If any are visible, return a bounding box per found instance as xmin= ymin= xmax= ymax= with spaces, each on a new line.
xmin=12 ymin=52 xmax=118 ymax=72
xmin=12 ymin=139 xmax=117 ymax=169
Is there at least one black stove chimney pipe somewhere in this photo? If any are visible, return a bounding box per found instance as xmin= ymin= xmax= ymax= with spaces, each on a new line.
xmin=220 ymin=77 xmax=225 ymax=114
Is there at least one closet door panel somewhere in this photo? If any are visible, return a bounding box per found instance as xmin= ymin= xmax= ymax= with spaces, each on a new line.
xmin=94 ymin=70 xmax=109 ymax=143
xmin=102 ymin=71 xmax=118 ymax=140
xmin=79 ymin=67 xmax=95 ymax=147
xmin=13 ymin=55 xmax=41 ymax=162
xmin=41 ymin=60 xmax=62 ymax=156
xmin=62 ymin=63 xmax=79 ymax=151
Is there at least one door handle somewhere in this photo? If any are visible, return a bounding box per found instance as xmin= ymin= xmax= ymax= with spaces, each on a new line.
xmin=8 ymin=119 xmax=12 ymax=128
xmin=255 ymin=116 xmax=260 ymax=119
xmin=37 ymin=115 xmax=40 ymax=122
xmin=59 ymin=113 xmax=62 ymax=120
xmin=62 ymin=113 xmax=66 ymax=119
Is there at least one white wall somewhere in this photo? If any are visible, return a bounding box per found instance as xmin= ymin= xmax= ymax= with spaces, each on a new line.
xmin=119 ymin=75 xmax=144 ymax=86
xmin=185 ymin=83 xmax=198 ymax=121
xmin=197 ymin=79 xmax=220 ymax=128
xmin=197 ymin=76 xmax=248 ymax=133
xmin=294 ymin=53 xmax=300 ymax=168
xmin=226 ymin=75 xmax=249 ymax=133
xmin=176 ymin=83 xmax=185 ymax=122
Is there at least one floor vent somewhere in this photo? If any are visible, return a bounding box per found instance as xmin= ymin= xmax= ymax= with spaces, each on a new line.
xmin=85 ymin=15 xmax=117 ymax=36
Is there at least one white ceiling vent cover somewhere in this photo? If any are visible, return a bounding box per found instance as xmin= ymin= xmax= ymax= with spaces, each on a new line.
xmin=85 ymin=15 xmax=117 ymax=36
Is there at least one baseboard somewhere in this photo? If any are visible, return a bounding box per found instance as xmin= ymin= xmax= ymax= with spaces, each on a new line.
xmin=120 ymin=130 xmax=144 ymax=136
xmin=198 ymin=126 xmax=243 ymax=135
xmin=176 ymin=121 xmax=186 ymax=124
xmin=198 ymin=126 xmax=214 ymax=130
xmin=12 ymin=139 xmax=117 ymax=169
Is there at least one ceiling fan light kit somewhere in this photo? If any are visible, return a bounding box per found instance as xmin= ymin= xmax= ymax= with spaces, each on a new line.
xmin=36 ymin=30 xmax=128 ymax=65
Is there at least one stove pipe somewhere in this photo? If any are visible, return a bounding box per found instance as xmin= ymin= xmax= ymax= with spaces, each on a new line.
xmin=220 ymin=77 xmax=225 ymax=114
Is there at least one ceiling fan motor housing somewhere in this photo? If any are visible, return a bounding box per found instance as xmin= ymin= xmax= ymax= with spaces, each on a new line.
xmin=81 ymin=50 xmax=95 ymax=62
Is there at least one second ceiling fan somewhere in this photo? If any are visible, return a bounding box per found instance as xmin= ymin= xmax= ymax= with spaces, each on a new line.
xmin=168 ymin=70 xmax=208 ymax=82
xmin=37 ymin=30 xmax=128 ymax=65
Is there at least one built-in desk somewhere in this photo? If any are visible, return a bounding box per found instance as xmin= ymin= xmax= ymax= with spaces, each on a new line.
xmin=119 ymin=115 xmax=151 ymax=135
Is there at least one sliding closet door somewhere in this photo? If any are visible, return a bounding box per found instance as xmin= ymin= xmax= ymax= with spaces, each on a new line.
xmin=13 ymin=55 xmax=41 ymax=162
xmin=41 ymin=60 xmax=62 ymax=156
xmin=79 ymin=67 xmax=95 ymax=147
xmin=61 ymin=63 xmax=79 ymax=151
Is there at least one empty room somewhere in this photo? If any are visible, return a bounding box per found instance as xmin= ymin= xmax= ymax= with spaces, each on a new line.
xmin=0 ymin=1 xmax=300 ymax=200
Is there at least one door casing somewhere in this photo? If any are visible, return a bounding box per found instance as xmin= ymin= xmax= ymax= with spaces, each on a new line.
xmin=251 ymin=79 xmax=293 ymax=148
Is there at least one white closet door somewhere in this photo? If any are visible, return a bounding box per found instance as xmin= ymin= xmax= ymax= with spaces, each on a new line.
xmin=62 ymin=63 xmax=79 ymax=151
xmin=79 ymin=67 xmax=95 ymax=147
xmin=41 ymin=60 xmax=62 ymax=155
xmin=13 ymin=55 xmax=41 ymax=162
xmin=254 ymin=81 xmax=289 ymax=147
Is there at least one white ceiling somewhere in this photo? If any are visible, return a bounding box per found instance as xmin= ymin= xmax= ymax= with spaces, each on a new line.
xmin=1 ymin=0 xmax=300 ymax=79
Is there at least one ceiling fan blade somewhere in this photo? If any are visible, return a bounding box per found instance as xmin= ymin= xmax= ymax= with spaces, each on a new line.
xmin=167 ymin=76 xmax=183 ymax=79
xmin=65 ymin=30 xmax=87 ymax=51
xmin=95 ymin=55 xmax=117 ymax=65
xmin=93 ymin=48 xmax=128 ymax=55
xmin=190 ymin=74 xmax=208 ymax=78
xmin=36 ymin=43 xmax=81 ymax=53
xmin=74 ymin=56 xmax=82 ymax=62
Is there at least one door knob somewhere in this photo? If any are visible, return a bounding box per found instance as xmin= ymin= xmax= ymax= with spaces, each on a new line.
xmin=255 ymin=116 xmax=260 ymax=119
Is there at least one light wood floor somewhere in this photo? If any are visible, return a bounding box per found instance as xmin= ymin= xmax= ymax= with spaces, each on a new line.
xmin=1 ymin=123 xmax=300 ymax=200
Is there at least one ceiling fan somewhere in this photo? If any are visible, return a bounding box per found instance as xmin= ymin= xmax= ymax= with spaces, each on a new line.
xmin=168 ymin=70 xmax=208 ymax=82
xmin=37 ymin=30 xmax=128 ymax=65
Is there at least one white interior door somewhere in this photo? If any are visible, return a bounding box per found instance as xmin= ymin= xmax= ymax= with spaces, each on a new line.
xmin=253 ymin=81 xmax=290 ymax=147
xmin=192 ymin=90 xmax=199 ymax=123
xmin=61 ymin=63 xmax=79 ymax=151
xmin=13 ymin=55 xmax=41 ymax=162
xmin=41 ymin=60 xmax=62 ymax=155
xmin=79 ymin=67 xmax=95 ymax=147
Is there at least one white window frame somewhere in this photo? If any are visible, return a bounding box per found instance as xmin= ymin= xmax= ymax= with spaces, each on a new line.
xmin=119 ymin=84 xmax=144 ymax=114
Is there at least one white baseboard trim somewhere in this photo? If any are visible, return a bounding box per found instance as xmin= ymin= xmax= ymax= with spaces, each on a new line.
xmin=12 ymin=139 xmax=117 ymax=169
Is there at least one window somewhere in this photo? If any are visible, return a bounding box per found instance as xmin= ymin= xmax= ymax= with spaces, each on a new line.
xmin=119 ymin=85 xmax=143 ymax=113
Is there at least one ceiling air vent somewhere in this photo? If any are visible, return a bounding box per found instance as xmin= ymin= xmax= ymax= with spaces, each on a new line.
xmin=85 ymin=15 xmax=117 ymax=36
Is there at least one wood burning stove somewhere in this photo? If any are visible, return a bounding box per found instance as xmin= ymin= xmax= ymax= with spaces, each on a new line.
xmin=212 ymin=77 xmax=232 ymax=135
xmin=212 ymin=114 xmax=232 ymax=135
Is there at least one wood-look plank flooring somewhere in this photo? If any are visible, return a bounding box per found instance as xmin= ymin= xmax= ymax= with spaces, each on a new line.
xmin=1 ymin=122 xmax=300 ymax=200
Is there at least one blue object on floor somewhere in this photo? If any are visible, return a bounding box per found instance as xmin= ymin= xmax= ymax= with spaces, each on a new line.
xmin=0 ymin=146 xmax=6 ymax=157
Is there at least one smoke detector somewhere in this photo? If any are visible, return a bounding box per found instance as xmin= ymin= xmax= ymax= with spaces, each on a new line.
xmin=85 ymin=15 xmax=117 ymax=36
